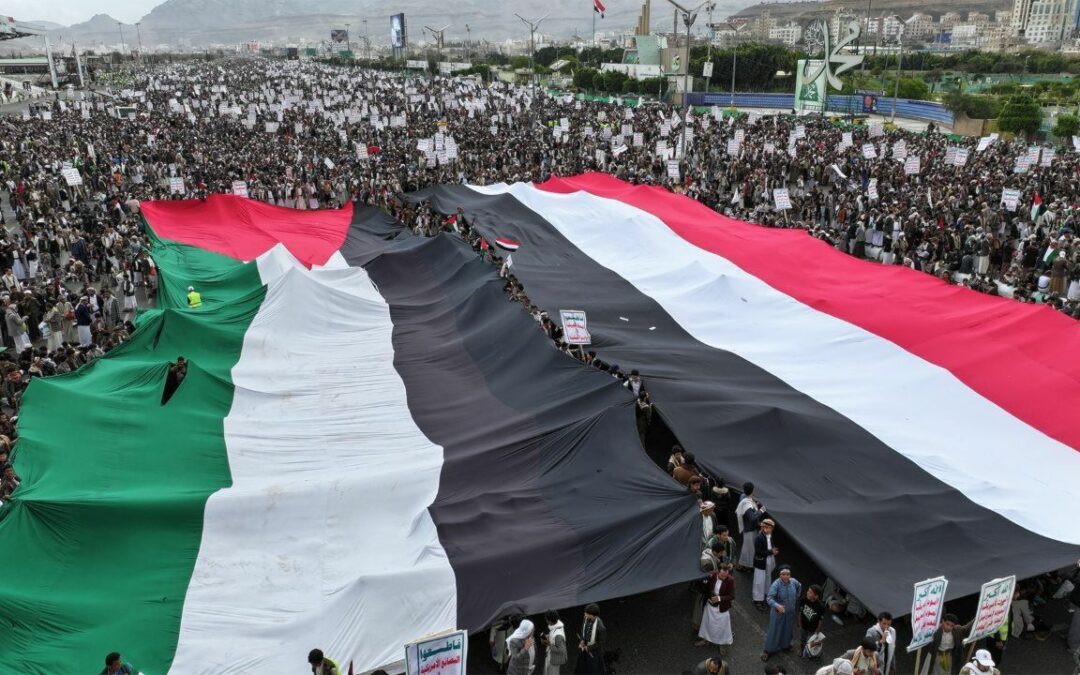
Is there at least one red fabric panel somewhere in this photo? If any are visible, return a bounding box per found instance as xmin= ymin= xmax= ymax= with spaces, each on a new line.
xmin=538 ymin=172 xmax=1080 ymax=453
xmin=140 ymin=195 xmax=352 ymax=267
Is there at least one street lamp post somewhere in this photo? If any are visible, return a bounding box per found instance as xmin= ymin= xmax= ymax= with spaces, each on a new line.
xmin=135 ymin=22 xmax=143 ymax=64
xmin=515 ymin=13 xmax=549 ymax=110
xmin=891 ymin=26 xmax=904 ymax=123
xmin=663 ymin=0 xmax=709 ymax=160
xmin=364 ymin=19 xmax=370 ymax=61
xmin=117 ymin=22 xmax=127 ymax=57
xmin=703 ymin=2 xmax=715 ymax=94
xmin=345 ymin=22 xmax=352 ymax=61
xmin=466 ymin=24 xmax=471 ymax=63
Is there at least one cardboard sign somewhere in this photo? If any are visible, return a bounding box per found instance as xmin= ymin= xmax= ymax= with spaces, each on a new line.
xmin=773 ymin=188 xmax=792 ymax=210
xmin=404 ymin=629 xmax=467 ymax=675
xmin=232 ymin=180 xmax=249 ymax=198
xmin=61 ymin=168 xmax=83 ymax=186
xmin=965 ymin=576 xmax=1016 ymax=645
xmin=169 ymin=177 xmax=185 ymax=195
xmin=1000 ymin=188 xmax=1021 ymax=212
xmin=908 ymin=577 xmax=948 ymax=652
xmin=904 ymin=155 xmax=921 ymax=176
xmin=559 ymin=309 xmax=592 ymax=345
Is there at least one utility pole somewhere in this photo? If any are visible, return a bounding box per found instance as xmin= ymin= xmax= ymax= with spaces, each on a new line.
xmin=345 ymin=22 xmax=352 ymax=60
xmin=135 ymin=22 xmax=143 ymax=65
xmin=664 ymin=0 xmax=708 ymax=159
xmin=714 ymin=20 xmax=738 ymax=107
xmin=117 ymin=22 xmax=127 ymax=58
xmin=515 ymin=13 xmax=549 ymax=112
xmin=704 ymin=2 xmax=715 ymax=94
xmin=891 ymin=26 xmax=903 ymax=123
xmin=466 ymin=24 xmax=471 ymax=62
xmin=861 ymin=0 xmax=873 ymax=72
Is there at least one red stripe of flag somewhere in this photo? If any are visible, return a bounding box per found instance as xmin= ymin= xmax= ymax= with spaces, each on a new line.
xmin=594 ymin=0 xmax=606 ymax=17
xmin=537 ymin=172 xmax=1080 ymax=455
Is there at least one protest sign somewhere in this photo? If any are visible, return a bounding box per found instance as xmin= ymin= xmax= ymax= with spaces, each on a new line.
xmin=904 ymin=155 xmax=921 ymax=176
xmin=908 ymin=576 xmax=948 ymax=652
xmin=944 ymin=147 xmax=957 ymax=165
xmin=169 ymin=177 xmax=186 ymax=195
xmin=862 ymin=143 xmax=877 ymax=159
xmin=559 ymin=309 xmax=592 ymax=345
xmin=772 ymin=188 xmax=792 ymax=210
xmin=953 ymin=148 xmax=969 ymax=167
xmin=666 ymin=159 xmax=681 ymax=180
xmin=405 ymin=629 xmax=467 ymax=675
xmin=633 ymin=132 xmax=644 ymax=147
xmin=231 ymin=180 xmax=249 ymax=198
xmin=1040 ymin=148 xmax=1054 ymax=167
xmin=868 ymin=122 xmax=883 ymax=138
xmin=892 ymin=140 xmax=907 ymax=160
xmin=976 ymin=134 xmax=997 ymax=152
xmin=794 ymin=125 xmax=806 ymax=139
xmin=1000 ymin=188 xmax=1021 ymax=212
xmin=841 ymin=132 xmax=853 ymax=148
xmin=867 ymin=178 xmax=878 ymax=200
xmin=964 ymin=576 xmax=1016 ymax=645
xmin=60 ymin=168 xmax=82 ymax=186
xmin=726 ymin=138 xmax=740 ymax=156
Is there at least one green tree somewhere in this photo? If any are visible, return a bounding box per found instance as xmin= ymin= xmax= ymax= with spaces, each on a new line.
xmin=600 ymin=69 xmax=628 ymax=93
xmin=997 ymin=94 xmax=1043 ymax=136
xmin=622 ymin=78 xmax=641 ymax=94
xmin=640 ymin=77 xmax=668 ymax=98
xmin=1052 ymin=113 xmax=1080 ymax=139
xmin=534 ymin=46 xmax=559 ymax=67
xmin=509 ymin=55 xmax=530 ymax=70
xmin=573 ymin=67 xmax=596 ymax=90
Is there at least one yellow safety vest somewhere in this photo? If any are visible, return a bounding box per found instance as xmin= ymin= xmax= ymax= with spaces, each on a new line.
xmin=187 ymin=291 xmax=203 ymax=308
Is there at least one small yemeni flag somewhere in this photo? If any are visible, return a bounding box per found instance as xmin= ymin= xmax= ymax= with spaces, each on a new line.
xmin=480 ymin=237 xmax=490 ymax=251
xmin=443 ymin=213 xmax=458 ymax=226
xmin=1031 ymin=192 xmax=1042 ymax=221
xmin=594 ymin=0 xmax=605 ymax=17
xmin=495 ymin=236 xmax=521 ymax=251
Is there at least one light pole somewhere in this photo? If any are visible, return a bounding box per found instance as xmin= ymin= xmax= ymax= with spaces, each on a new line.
xmin=117 ymin=22 xmax=127 ymax=57
xmin=703 ymin=2 xmax=715 ymax=94
xmin=345 ymin=22 xmax=352 ymax=60
xmin=890 ymin=20 xmax=904 ymax=123
xmin=135 ymin=22 xmax=143 ymax=64
xmin=364 ymin=19 xmax=370 ymax=61
xmin=515 ymin=13 xmax=549 ymax=108
xmin=466 ymin=24 xmax=471 ymax=63
xmin=663 ymin=0 xmax=709 ymax=159
xmin=424 ymin=24 xmax=450 ymax=77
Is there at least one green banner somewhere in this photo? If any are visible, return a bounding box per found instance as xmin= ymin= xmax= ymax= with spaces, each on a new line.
xmin=795 ymin=59 xmax=827 ymax=114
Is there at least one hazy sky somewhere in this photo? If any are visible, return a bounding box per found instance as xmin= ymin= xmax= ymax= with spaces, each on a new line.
xmin=7 ymin=0 xmax=155 ymax=25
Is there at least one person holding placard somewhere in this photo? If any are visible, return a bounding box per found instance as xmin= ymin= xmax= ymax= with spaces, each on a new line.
xmin=920 ymin=613 xmax=972 ymax=675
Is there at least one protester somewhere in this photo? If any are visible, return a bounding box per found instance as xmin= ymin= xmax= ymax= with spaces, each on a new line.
xmin=541 ymin=610 xmax=568 ymax=675
xmin=576 ymin=603 xmax=606 ymax=674
xmin=752 ymin=518 xmax=779 ymax=610
xmin=507 ymin=619 xmax=536 ymax=675
xmin=920 ymin=614 xmax=973 ymax=675
xmin=762 ymin=566 xmax=802 ymax=662
xmin=696 ymin=563 xmax=736 ymax=652
xmin=99 ymin=652 xmax=136 ymax=675
xmin=798 ymin=584 xmax=826 ymax=660
xmin=691 ymin=656 xmax=728 ymax=675
xmin=866 ymin=611 xmax=897 ymax=674
xmin=307 ymin=649 xmax=339 ymax=675
xmin=959 ymin=649 xmax=1000 ymax=675
xmin=736 ymin=481 xmax=764 ymax=572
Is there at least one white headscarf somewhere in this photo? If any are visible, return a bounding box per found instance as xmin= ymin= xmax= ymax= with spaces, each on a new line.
xmin=506 ymin=619 xmax=534 ymax=648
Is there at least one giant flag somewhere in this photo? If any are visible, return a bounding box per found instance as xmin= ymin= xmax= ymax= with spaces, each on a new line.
xmin=414 ymin=172 xmax=1080 ymax=616
xmin=0 ymin=195 xmax=699 ymax=673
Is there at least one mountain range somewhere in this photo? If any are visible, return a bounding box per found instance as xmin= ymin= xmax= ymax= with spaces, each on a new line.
xmin=20 ymin=0 xmax=742 ymax=48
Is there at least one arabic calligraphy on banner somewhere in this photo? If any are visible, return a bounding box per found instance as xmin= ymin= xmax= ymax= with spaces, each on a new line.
xmin=965 ymin=575 xmax=1016 ymax=645
xmin=908 ymin=576 xmax=948 ymax=652
xmin=406 ymin=629 xmax=468 ymax=675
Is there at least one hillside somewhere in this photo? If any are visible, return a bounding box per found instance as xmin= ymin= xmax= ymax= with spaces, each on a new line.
xmin=732 ymin=0 xmax=1012 ymax=21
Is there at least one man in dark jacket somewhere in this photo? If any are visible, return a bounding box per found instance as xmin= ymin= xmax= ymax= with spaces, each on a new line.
xmin=921 ymin=614 xmax=972 ymax=675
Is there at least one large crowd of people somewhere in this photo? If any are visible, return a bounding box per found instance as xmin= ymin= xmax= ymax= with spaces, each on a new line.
xmin=2 ymin=56 xmax=1080 ymax=673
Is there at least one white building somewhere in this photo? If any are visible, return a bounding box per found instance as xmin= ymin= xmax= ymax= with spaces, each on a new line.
xmin=1023 ymin=0 xmax=1075 ymax=42
xmin=951 ymin=23 xmax=980 ymax=43
xmin=768 ymin=22 xmax=803 ymax=46
xmin=905 ymin=13 xmax=935 ymax=39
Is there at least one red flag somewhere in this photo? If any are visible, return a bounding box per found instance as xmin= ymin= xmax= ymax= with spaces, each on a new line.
xmin=593 ymin=0 xmax=605 ymax=17
xmin=443 ymin=213 xmax=458 ymax=226
xmin=480 ymin=238 xmax=490 ymax=251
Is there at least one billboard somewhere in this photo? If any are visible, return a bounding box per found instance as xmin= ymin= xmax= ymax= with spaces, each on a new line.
xmin=331 ymin=29 xmax=348 ymax=43
xmin=391 ymin=13 xmax=406 ymax=49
